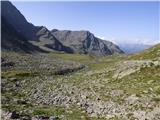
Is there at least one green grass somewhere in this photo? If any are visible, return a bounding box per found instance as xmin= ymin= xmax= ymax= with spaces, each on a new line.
xmin=50 ymin=52 xmax=96 ymax=63
xmin=33 ymin=106 xmax=90 ymax=120
xmin=117 ymin=65 xmax=160 ymax=95
xmin=2 ymin=70 xmax=38 ymax=78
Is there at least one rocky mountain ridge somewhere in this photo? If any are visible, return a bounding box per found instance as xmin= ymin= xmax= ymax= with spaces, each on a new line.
xmin=52 ymin=30 xmax=124 ymax=55
xmin=1 ymin=1 xmax=123 ymax=56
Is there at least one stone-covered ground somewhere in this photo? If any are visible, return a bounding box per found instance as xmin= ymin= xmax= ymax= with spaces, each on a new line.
xmin=1 ymin=48 xmax=160 ymax=120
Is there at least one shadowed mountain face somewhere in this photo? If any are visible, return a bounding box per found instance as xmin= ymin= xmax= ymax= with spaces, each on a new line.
xmin=1 ymin=1 xmax=123 ymax=55
xmin=1 ymin=1 xmax=38 ymax=41
xmin=1 ymin=17 xmax=47 ymax=53
xmin=1 ymin=1 xmax=73 ymax=53
xmin=52 ymin=30 xmax=124 ymax=55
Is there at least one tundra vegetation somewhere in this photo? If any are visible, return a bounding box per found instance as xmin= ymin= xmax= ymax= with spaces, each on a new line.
xmin=1 ymin=44 xmax=160 ymax=120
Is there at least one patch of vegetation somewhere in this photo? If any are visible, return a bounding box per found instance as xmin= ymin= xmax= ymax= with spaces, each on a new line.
xmin=2 ymin=70 xmax=38 ymax=78
xmin=1 ymin=46 xmax=160 ymax=120
xmin=152 ymin=97 xmax=160 ymax=103
xmin=50 ymin=52 xmax=96 ymax=63
xmin=33 ymin=106 xmax=90 ymax=120
xmin=117 ymin=65 xmax=160 ymax=96
xmin=1 ymin=61 xmax=15 ymax=67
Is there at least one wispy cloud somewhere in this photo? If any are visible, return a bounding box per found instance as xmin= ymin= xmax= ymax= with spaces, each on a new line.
xmin=101 ymin=36 xmax=160 ymax=45
xmin=139 ymin=39 xmax=160 ymax=45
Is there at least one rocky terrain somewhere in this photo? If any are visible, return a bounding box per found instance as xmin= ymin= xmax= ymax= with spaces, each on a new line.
xmin=1 ymin=1 xmax=160 ymax=120
xmin=1 ymin=44 xmax=160 ymax=120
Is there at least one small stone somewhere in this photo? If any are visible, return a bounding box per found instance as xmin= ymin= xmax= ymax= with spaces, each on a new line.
xmin=97 ymin=97 xmax=101 ymax=101
xmin=90 ymin=112 xmax=97 ymax=117
xmin=49 ymin=116 xmax=59 ymax=120
xmin=11 ymin=111 xmax=20 ymax=119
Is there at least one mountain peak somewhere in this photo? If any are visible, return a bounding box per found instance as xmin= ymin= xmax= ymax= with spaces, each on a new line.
xmin=52 ymin=30 xmax=124 ymax=55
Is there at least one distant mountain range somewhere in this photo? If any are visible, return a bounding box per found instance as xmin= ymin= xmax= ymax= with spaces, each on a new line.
xmin=1 ymin=1 xmax=124 ymax=56
xmin=118 ymin=43 xmax=152 ymax=54
xmin=129 ymin=43 xmax=160 ymax=60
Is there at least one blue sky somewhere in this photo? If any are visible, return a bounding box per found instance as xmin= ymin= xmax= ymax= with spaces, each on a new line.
xmin=12 ymin=1 xmax=159 ymax=45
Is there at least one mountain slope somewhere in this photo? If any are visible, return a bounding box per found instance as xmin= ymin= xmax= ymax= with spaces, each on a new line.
xmin=1 ymin=17 xmax=46 ymax=53
xmin=1 ymin=1 xmax=73 ymax=53
xmin=2 ymin=45 xmax=160 ymax=120
xmin=1 ymin=1 xmax=38 ymax=41
xmin=34 ymin=26 xmax=74 ymax=53
xmin=51 ymin=30 xmax=124 ymax=56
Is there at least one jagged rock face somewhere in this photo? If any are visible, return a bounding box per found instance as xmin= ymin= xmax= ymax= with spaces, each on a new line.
xmin=51 ymin=30 xmax=124 ymax=55
xmin=102 ymin=40 xmax=124 ymax=54
xmin=36 ymin=26 xmax=74 ymax=53
xmin=1 ymin=1 xmax=38 ymax=40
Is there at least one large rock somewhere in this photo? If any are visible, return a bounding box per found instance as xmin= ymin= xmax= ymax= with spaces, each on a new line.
xmin=51 ymin=30 xmax=124 ymax=56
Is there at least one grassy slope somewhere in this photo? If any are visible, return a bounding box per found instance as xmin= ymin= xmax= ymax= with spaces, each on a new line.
xmin=128 ymin=43 xmax=160 ymax=60
xmin=1 ymin=44 xmax=160 ymax=120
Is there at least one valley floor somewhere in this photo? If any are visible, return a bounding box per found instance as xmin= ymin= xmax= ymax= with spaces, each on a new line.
xmin=1 ymin=50 xmax=160 ymax=120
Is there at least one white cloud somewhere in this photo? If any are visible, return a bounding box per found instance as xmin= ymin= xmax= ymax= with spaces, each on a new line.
xmin=97 ymin=36 xmax=105 ymax=40
xmin=111 ymin=38 xmax=160 ymax=45
xmin=140 ymin=39 xmax=160 ymax=45
xmin=97 ymin=36 xmax=118 ymax=45
xmin=97 ymin=36 xmax=160 ymax=45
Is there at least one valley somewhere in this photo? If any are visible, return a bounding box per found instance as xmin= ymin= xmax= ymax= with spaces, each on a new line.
xmin=1 ymin=1 xmax=160 ymax=120
xmin=2 ymin=44 xmax=160 ymax=120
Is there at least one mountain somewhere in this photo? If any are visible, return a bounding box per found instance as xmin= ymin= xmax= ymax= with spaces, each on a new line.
xmin=119 ymin=43 xmax=151 ymax=54
xmin=1 ymin=1 xmax=38 ymax=41
xmin=1 ymin=1 xmax=123 ymax=56
xmin=1 ymin=1 xmax=72 ymax=53
xmin=1 ymin=16 xmax=46 ymax=53
xmin=51 ymin=30 xmax=124 ymax=55
xmin=2 ymin=1 xmax=160 ymax=120
xmin=34 ymin=26 xmax=74 ymax=53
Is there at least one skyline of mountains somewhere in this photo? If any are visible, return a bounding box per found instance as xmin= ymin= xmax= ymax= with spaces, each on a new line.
xmin=1 ymin=1 xmax=124 ymax=56
xmin=2 ymin=1 xmax=158 ymax=54
xmin=118 ymin=43 xmax=152 ymax=54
